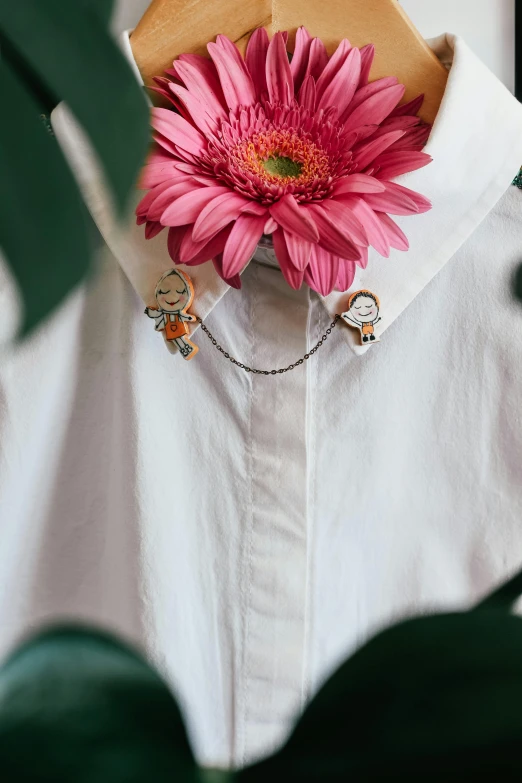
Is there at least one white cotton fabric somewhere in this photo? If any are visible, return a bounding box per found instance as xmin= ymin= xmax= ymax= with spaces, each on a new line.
xmin=1 ymin=31 xmax=522 ymax=770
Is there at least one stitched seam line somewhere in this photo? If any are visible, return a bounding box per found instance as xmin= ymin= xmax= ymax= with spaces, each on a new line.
xmin=237 ymin=264 xmax=257 ymax=766
xmin=301 ymin=295 xmax=320 ymax=708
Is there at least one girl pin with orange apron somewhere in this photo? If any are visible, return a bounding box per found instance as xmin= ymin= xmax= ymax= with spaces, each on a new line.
xmin=341 ymin=290 xmax=382 ymax=345
xmin=145 ymin=269 xmax=199 ymax=360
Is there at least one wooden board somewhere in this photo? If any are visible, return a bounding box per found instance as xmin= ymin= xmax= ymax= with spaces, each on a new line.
xmin=272 ymin=0 xmax=447 ymax=124
xmin=131 ymin=0 xmax=271 ymax=87
xmin=131 ymin=0 xmax=447 ymax=124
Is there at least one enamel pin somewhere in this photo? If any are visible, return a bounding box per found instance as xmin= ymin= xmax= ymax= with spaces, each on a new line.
xmin=341 ymin=290 xmax=382 ymax=345
xmin=145 ymin=269 xmax=199 ymax=360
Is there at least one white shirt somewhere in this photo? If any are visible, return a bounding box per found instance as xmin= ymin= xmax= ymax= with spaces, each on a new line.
xmin=1 ymin=32 xmax=522 ymax=770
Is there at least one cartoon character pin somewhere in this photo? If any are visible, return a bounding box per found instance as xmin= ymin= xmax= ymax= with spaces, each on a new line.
xmin=341 ymin=290 xmax=382 ymax=345
xmin=145 ymin=269 xmax=199 ymax=360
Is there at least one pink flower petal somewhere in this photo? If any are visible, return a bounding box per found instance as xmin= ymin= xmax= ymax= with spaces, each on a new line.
xmin=266 ymin=32 xmax=294 ymax=105
xmin=333 ymin=174 xmax=386 ymax=196
xmin=152 ymin=133 xmax=179 ymax=157
xmin=290 ymin=26 xmax=313 ymax=92
xmin=363 ymin=181 xmax=431 ymax=215
xmin=362 ymin=188 xmax=417 ymax=215
xmin=149 ymin=81 xmax=180 ymax=109
xmin=318 ymin=199 xmax=369 ymax=246
xmin=389 ymin=124 xmax=431 ymax=150
xmin=339 ymin=196 xmax=390 ymax=256
xmin=353 ymin=130 xmax=405 ymax=171
xmin=336 ymin=258 xmax=357 ymax=290
xmin=384 ymin=182 xmax=432 ymax=212
xmin=376 ymin=212 xmax=410 ymax=251
xmin=222 ymin=214 xmax=266 ymax=278
xmin=192 ymin=191 xmax=252 ymax=243
xmin=348 ymin=125 xmax=379 ymax=145
xmin=176 ymin=52 xmax=227 ymax=111
xmin=139 ymin=162 xmax=181 ymax=189
xmin=240 ymin=201 xmax=267 ymax=216
xmin=359 ymin=117 xmax=423 ymax=154
xmin=213 ymin=253 xmax=242 ymax=289
xmin=358 ymin=43 xmax=375 ymax=86
xmin=246 ymin=27 xmax=270 ymax=98
xmin=273 ymin=229 xmax=305 ymax=290
xmin=297 ymin=74 xmax=316 ymax=111
xmin=344 ymin=76 xmax=399 ymax=120
xmin=215 ymin=34 xmax=246 ymax=62
xmin=342 ymin=84 xmax=406 ymax=133
xmin=161 ymin=186 xmax=231 ymax=226
xmin=170 ymin=59 xmax=227 ymax=121
xmin=147 ymin=178 xmax=201 ymax=221
xmin=378 ymin=115 xmax=421 ymax=133
xmin=373 ymin=150 xmax=432 ymax=180
xmin=151 ymin=107 xmax=205 ymax=155
xmin=167 ymin=225 xmax=190 ymax=263
xmin=304 ymin=38 xmax=329 ymax=81
xmin=207 ymin=40 xmax=256 ymax=112
xmin=270 ymin=194 xmax=320 ymax=244
xmin=136 ymin=178 xmax=180 ymax=218
xmin=168 ymin=83 xmax=218 ymax=135
xmin=147 ymin=147 xmax=180 ymax=165
xmin=315 ymin=38 xmax=351 ymax=96
xmin=318 ymin=47 xmax=361 ymax=116
xmin=180 ymin=225 xmax=232 ymax=265
xmin=145 ymin=221 xmax=165 ymax=239
xmin=305 ymin=203 xmax=364 ymax=260
xmin=264 ymin=217 xmax=278 ymax=234
xmin=151 ymin=76 xmax=177 ymax=91
xmin=389 ymin=93 xmax=424 ymax=117
xmin=285 ymin=232 xmax=313 ymax=271
xmin=174 ymin=162 xmax=201 ymax=175
xmin=305 ymin=245 xmax=340 ymax=296
xmin=192 ymin=175 xmax=221 ymax=187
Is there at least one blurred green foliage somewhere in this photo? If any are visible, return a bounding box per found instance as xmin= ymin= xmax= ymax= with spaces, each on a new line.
xmin=2 ymin=568 xmax=522 ymax=781
xmin=0 ymin=0 xmax=149 ymax=334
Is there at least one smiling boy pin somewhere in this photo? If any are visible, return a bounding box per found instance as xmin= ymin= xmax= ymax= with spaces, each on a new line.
xmin=145 ymin=269 xmax=199 ymax=360
xmin=341 ymin=290 xmax=382 ymax=345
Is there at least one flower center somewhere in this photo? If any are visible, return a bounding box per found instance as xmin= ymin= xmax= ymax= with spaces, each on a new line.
xmin=262 ymin=156 xmax=302 ymax=179
xmin=231 ymin=127 xmax=331 ymax=190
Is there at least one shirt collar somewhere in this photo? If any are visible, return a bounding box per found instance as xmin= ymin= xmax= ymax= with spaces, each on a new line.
xmin=326 ymin=33 xmax=522 ymax=354
xmin=52 ymin=32 xmax=522 ymax=353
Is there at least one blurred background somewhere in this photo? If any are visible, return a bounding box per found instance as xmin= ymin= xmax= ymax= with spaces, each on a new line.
xmin=112 ymin=0 xmax=517 ymax=92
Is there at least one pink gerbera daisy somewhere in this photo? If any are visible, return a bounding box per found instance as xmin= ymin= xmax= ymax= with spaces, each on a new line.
xmin=136 ymin=27 xmax=432 ymax=296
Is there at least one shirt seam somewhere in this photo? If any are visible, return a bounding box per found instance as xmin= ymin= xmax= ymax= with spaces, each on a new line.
xmin=237 ymin=263 xmax=257 ymax=767
xmin=301 ymin=294 xmax=320 ymax=708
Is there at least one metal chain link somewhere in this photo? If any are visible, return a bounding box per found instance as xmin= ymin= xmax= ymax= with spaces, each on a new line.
xmin=195 ymin=314 xmax=341 ymax=375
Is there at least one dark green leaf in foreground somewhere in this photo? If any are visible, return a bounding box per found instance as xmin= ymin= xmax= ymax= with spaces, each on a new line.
xmin=475 ymin=565 xmax=522 ymax=611
xmin=0 ymin=625 xmax=199 ymax=783
xmin=0 ymin=29 xmax=57 ymax=116
xmin=83 ymin=0 xmax=115 ymax=27
xmin=0 ymin=59 xmax=90 ymax=334
xmin=0 ymin=0 xmax=149 ymax=215
xmin=241 ymin=581 xmax=522 ymax=781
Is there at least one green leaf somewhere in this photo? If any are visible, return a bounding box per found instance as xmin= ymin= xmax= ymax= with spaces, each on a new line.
xmin=0 ymin=625 xmax=200 ymax=783
xmin=82 ymin=0 xmax=115 ymax=27
xmin=0 ymin=29 xmax=58 ymax=115
xmin=475 ymin=566 xmax=522 ymax=611
xmin=0 ymin=58 xmax=91 ymax=335
xmin=241 ymin=607 xmax=522 ymax=781
xmin=0 ymin=0 xmax=150 ymax=215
